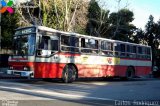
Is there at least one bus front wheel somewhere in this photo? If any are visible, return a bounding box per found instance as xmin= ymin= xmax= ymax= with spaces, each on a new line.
xmin=62 ymin=65 xmax=77 ymax=83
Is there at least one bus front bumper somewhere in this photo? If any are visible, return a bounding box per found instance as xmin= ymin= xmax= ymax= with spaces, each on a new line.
xmin=7 ymin=70 xmax=34 ymax=78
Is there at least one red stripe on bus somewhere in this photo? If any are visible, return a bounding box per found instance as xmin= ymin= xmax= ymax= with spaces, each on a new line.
xmin=9 ymin=62 xmax=34 ymax=70
xmin=57 ymin=52 xmax=81 ymax=56
xmin=11 ymin=58 xmax=28 ymax=60
xmin=9 ymin=62 xmax=151 ymax=78
xmin=121 ymin=58 xmax=151 ymax=61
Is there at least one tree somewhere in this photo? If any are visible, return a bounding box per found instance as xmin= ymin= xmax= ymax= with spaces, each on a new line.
xmin=1 ymin=12 xmax=19 ymax=49
xmin=108 ymin=9 xmax=137 ymax=41
xmin=86 ymin=0 xmax=110 ymax=37
xmin=1 ymin=0 xmax=90 ymax=49
xmin=133 ymin=28 xmax=145 ymax=44
xmin=135 ymin=15 xmax=160 ymax=65
xmin=15 ymin=0 xmax=88 ymax=33
xmin=144 ymin=15 xmax=160 ymax=64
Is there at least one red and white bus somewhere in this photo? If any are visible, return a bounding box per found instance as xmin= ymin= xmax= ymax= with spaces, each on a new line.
xmin=7 ymin=26 xmax=152 ymax=82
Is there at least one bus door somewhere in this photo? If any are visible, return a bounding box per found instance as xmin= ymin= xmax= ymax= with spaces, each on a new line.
xmin=35 ymin=33 xmax=59 ymax=78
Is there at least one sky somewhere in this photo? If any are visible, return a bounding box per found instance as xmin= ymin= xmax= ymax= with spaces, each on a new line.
xmin=99 ymin=0 xmax=160 ymax=29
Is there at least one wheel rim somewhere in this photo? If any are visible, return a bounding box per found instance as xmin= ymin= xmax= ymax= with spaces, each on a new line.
xmin=63 ymin=65 xmax=76 ymax=83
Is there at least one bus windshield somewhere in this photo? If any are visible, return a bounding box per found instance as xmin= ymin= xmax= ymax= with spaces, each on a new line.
xmin=13 ymin=34 xmax=36 ymax=56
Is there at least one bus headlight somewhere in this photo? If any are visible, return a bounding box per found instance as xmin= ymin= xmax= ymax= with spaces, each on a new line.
xmin=9 ymin=66 xmax=13 ymax=70
xmin=24 ymin=67 xmax=29 ymax=71
xmin=7 ymin=70 xmax=13 ymax=75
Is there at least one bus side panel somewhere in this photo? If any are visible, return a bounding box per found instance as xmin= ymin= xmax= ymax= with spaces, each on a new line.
xmin=114 ymin=65 xmax=128 ymax=77
xmin=34 ymin=63 xmax=65 ymax=78
xmin=135 ymin=66 xmax=151 ymax=76
xmin=76 ymin=64 xmax=104 ymax=77
xmin=114 ymin=66 xmax=151 ymax=77
xmin=76 ymin=65 xmax=134 ymax=78
xmin=76 ymin=65 xmax=123 ymax=77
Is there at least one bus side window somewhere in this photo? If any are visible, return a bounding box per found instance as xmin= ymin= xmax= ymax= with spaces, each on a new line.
xmin=120 ymin=44 xmax=126 ymax=57
xmin=127 ymin=45 xmax=135 ymax=58
xmin=81 ymin=38 xmax=99 ymax=54
xmin=61 ymin=35 xmax=70 ymax=46
xmin=132 ymin=46 xmax=137 ymax=58
xmin=95 ymin=40 xmax=98 ymax=49
xmin=81 ymin=38 xmax=85 ymax=48
xmin=137 ymin=46 xmax=142 ymax=58
xmin=70 ymin=36 xmax=79 ymax=47
xmin=142 ymin=47 xmax=146 ymax=59
xmin=127 ymin=45 xmax=130 ymax=55
xmin=50 ymin=40 xmax=58 ymax=51
xmin=114 ymin=43 xmax=120 ymax=57
xmin=101 ymin=41 xmax=113 ymax=56
xmin=146 ymin=48 xmax=151 ymax=59
xmin=89 ymin=39 xmax=99 ymax=54
xmin=61 ymin=35 xmax=70 ymax=52
xmin=38 ymin=36 xmax=50 ymax=50
xmin=61 ymin=35 xmax=79 ymax=53
xmin=81 ymin=38 xmax=91 ymax=53
xmin=70 ymin=36 xmax=79 ymax=53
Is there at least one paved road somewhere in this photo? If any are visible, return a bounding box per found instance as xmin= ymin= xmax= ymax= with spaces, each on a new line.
xmin=0 ymin=78 xmax=160 ymax=106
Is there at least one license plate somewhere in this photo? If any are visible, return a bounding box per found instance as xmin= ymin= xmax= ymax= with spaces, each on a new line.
xmin=21 ymin=72 xmax=28 ymax=77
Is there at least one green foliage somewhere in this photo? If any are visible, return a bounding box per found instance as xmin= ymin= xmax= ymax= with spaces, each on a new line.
xmin=108 ymin=9 xmax=136 ymax=41
xmin=109 ymin=9 xmax=134 ymax=25
xmin=1 ymin=12 xmax=19 ymax=48
xmin=87 ymin=2 xmax=136 ymax=40
xmin=132 ymin=28 xmax=144 ymax=44
xmin=135 ymin=15 xmax=160 ymax=64
xmin=40 ymin=0 xmax=88 ymax=33
xmin=86 ymin=0 xmax=110 ymax=37
xmin=145 ymin=15 xmax=157 ymax=46
xmin=40 ymin=0 xmax=64 ymax=30
xmin=88 ymin=0 xmax=101 ymax=20
xmin=146 ymin=15 xmax=160 ymax=59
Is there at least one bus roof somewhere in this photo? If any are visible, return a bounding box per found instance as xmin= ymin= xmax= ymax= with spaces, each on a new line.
xmin=16 ymin=25 xmax=151 ymax=48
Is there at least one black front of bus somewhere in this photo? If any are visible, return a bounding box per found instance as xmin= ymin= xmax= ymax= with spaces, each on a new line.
xmin=7 ymin=27 xmax=36 ymax=78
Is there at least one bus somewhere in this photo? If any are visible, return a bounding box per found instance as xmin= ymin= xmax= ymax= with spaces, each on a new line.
xmin=7 ymin=26 xmax=152 ymax=82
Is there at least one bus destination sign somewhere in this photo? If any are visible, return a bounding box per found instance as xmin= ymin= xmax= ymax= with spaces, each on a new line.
xmin=15 ymin=27 xmax=36 ymax=35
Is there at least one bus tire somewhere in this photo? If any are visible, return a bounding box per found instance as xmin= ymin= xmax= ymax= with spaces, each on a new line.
xmin=62 ymin=65 xmax=77 ymax=83
xmin=126 ymin=66 xmax=135 ymax=79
